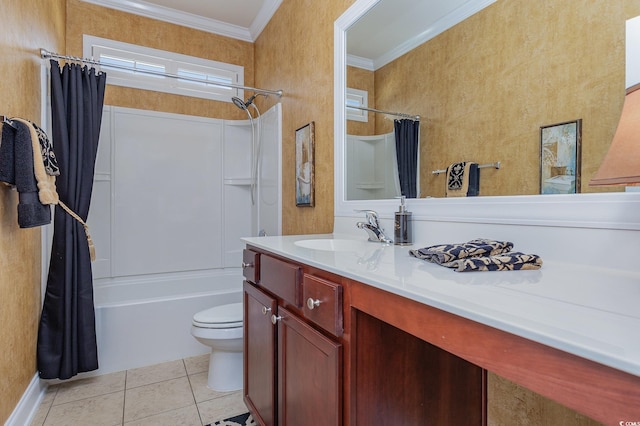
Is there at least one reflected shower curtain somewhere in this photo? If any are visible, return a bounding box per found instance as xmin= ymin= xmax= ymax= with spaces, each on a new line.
xmin=37 ymin=60 xmax=106 ymax=379
xmin=395 ymin=119 xmax=420 ymax=198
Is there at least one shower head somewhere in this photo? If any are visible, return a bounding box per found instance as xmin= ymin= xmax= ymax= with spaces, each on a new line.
xmin=231 ymin=94 xmax=262 ymax=110
xmin=231 ymin=96 xmax=249 ymax=111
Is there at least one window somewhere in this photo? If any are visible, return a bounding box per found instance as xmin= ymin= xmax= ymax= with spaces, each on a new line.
xmin=83 ymin=35 xmax=245 ymax=102
xmin=346 ymin=87 xmax=368 ymax=122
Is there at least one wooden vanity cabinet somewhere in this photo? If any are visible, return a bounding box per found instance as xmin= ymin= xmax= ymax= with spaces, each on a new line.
xmin=243 ymin=280 xmax=277 ymax=426
xmin=277 ymin=305 xmax=342 ymax=426
xmin=242 ymin=248 xmax=344 ymax=426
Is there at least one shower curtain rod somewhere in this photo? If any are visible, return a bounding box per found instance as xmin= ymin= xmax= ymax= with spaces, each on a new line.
xmin=40 ymin=49 xmax=284 ymax=98
xmin=348 ymin=105 xmax=420 ymax=121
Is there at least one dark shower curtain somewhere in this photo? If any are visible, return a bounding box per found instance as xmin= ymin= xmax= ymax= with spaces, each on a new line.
xmin=395 ymin=119 xmax=420 ymax=198
xmin=37 ymin=60 xmax=106 ymax=380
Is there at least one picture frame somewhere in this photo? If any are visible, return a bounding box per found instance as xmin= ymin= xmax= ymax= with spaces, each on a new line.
xmin=295 ymin=121 xmax=315 ymax=206
xmin=540 ymin=119 xmax=582 ymax=194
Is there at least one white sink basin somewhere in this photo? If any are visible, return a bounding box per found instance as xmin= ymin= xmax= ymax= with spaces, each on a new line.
xmin=294 ymin=238 xmax=368 ymax=252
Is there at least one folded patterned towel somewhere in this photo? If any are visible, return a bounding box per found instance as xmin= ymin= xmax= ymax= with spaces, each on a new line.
xmin=441 ymin=252 xmax=543 ymax=272
xmin=409 ymin=238 xmax=514 ymax=265
xmin=445 ymin=162 xmax=480 ymax=197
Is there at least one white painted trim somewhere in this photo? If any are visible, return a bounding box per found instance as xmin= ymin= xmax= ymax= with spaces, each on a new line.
xmin=334 ymin=0 xmax=640 ymax=232
xmin=5 ymin=375 xmax=47 ymax=426
xmin=81 ymin=0 xmax=281 ymax=42
xmin=346 ymin=54 xmax=374 ymax=71
xmin=249 ymin=0 xmax=284 ymax=41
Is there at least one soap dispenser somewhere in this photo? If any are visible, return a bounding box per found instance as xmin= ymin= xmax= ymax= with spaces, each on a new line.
xmin=394 ymin=196 xmax=413 ymax=245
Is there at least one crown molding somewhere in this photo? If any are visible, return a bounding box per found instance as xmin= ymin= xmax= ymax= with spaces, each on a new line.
xmin=250 ymin=0 xmax=283 ymax=41
xmin=82 ymin=0 xmax=281 ymax=42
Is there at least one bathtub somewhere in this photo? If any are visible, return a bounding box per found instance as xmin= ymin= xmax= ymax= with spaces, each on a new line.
xmin=92 ymin=268 xmax=243 ymax=375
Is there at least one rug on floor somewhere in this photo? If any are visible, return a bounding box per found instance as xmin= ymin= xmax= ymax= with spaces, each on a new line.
xmin=207 ymin=412 xmax=255 ymax=426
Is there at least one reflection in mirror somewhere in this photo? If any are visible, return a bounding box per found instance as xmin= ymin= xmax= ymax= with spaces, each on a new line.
xmin=343 ymin=0 xmax=636 ymax=200
xmin=346 ymin=117 xmax=420 ymax=200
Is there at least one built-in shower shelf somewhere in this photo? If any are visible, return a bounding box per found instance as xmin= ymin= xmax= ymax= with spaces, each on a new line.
xmin=224 ymin=178 xmax=253 ymax=186
xmin=355 ymin=182 xmax=384 ymax=190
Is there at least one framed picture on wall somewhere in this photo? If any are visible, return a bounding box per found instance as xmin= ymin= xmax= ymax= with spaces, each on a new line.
xmin=540 ymin=119 xmax=582 ymax=194
xmin=295 ymin=121 xmax=315 ymax=206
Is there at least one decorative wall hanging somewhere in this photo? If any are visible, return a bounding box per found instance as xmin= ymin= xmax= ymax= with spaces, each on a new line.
xmin=295 ymin=121 xmax=315 ymax=206
xmin=540 ymin=119 xmax=582 ymax=194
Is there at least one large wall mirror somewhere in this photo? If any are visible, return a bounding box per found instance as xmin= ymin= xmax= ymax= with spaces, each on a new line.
xmin=334 ymin=0 xmax=640 ymax=229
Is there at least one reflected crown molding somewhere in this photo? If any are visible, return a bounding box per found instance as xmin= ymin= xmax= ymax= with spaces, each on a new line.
xmin=372 ymin=0 xmax=497 ymax=70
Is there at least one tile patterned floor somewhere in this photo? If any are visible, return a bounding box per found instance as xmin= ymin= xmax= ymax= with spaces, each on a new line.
xmin=30 ymin=354 xmax=247 ymax=426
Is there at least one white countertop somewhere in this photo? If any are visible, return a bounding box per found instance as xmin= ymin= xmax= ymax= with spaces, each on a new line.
xmin=243 ymin=233 xmax=640 ymax=377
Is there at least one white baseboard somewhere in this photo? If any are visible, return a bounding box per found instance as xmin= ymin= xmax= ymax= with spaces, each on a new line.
xmin=5 ymin=374 xmax=47 ymax=426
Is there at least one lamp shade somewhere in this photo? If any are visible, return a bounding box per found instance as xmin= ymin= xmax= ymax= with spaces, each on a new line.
xmin=589 ymin=84 xmax=640 ymax=186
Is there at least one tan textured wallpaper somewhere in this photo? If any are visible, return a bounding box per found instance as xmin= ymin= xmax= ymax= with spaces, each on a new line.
xmin=374 ymin=0 xmax=640 ymax=197
xmin=0 ymin=0 xmax=65 ymax=423
xmin=66 ymin=0 xmax=256 ymax=121
xmin=254 ymin=0 xmax=357 ymax=235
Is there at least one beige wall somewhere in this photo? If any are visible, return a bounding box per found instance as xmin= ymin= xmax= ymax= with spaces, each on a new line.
xmin=254 ymin=0 xmax=356 ymax=235
xmin=66 ymin=0 xmax=256 ymax=121
xmin=0 ymin=0 xmax=65 ymax=423
xmin=374 ymin=0 xmax=640 ymax=197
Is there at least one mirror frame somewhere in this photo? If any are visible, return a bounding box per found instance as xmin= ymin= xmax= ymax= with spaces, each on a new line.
xmin=334 ymin=0 xmax=640 ymax=231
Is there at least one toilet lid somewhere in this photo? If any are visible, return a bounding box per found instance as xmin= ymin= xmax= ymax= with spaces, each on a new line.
xmin=193 ymin=302 xmax=243 ymax=328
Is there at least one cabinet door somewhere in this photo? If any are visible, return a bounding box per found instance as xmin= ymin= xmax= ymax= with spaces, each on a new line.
xmin=244 ymin=281 xmax=277 ymax=426
xmin=277 ymin=306 xmax=342 ymax=426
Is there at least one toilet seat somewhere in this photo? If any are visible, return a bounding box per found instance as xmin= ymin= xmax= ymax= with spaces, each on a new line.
xmin=192 ymin=302 xmax=243 ymax=329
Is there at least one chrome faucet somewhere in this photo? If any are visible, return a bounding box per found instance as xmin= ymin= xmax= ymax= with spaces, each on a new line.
xmin=355 ymin=210 xmax=393 ymax=244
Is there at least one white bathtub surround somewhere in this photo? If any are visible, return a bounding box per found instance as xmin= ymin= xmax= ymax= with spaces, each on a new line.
xmin=88 ymin=104 xmax=282 ymax=280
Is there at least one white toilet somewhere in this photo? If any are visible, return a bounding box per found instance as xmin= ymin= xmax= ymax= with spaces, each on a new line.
xmin=190 ymin=302 xmax=244 ymax=391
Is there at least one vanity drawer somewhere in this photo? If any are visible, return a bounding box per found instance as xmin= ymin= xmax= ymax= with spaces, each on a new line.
xmin=260 ymin=255 xmax=302 ymax=307
xmin=242 ymin=249 xmax=260 ymax=284
xmin=302 ymin=274 xmax=343 ymax=337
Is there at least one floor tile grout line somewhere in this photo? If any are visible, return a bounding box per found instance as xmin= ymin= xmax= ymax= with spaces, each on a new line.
xmin=184 ymin=362 xmax=206 ymax=426
xmin=38 ymin=388 xmax=56 ymax=426
xmin=122 ymin=369 xmax=128 ymax=426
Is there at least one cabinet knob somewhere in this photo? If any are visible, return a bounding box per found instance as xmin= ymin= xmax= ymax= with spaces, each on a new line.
xmin=261 ymin=306 xmax=271 ymax=315
xmin=307 ymin=298 xmax=321 ymax=310
xmin=271 ymin=314 xmax=282 ymax=325
xmin=242 ymin=262 xmax=253 ymax=268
